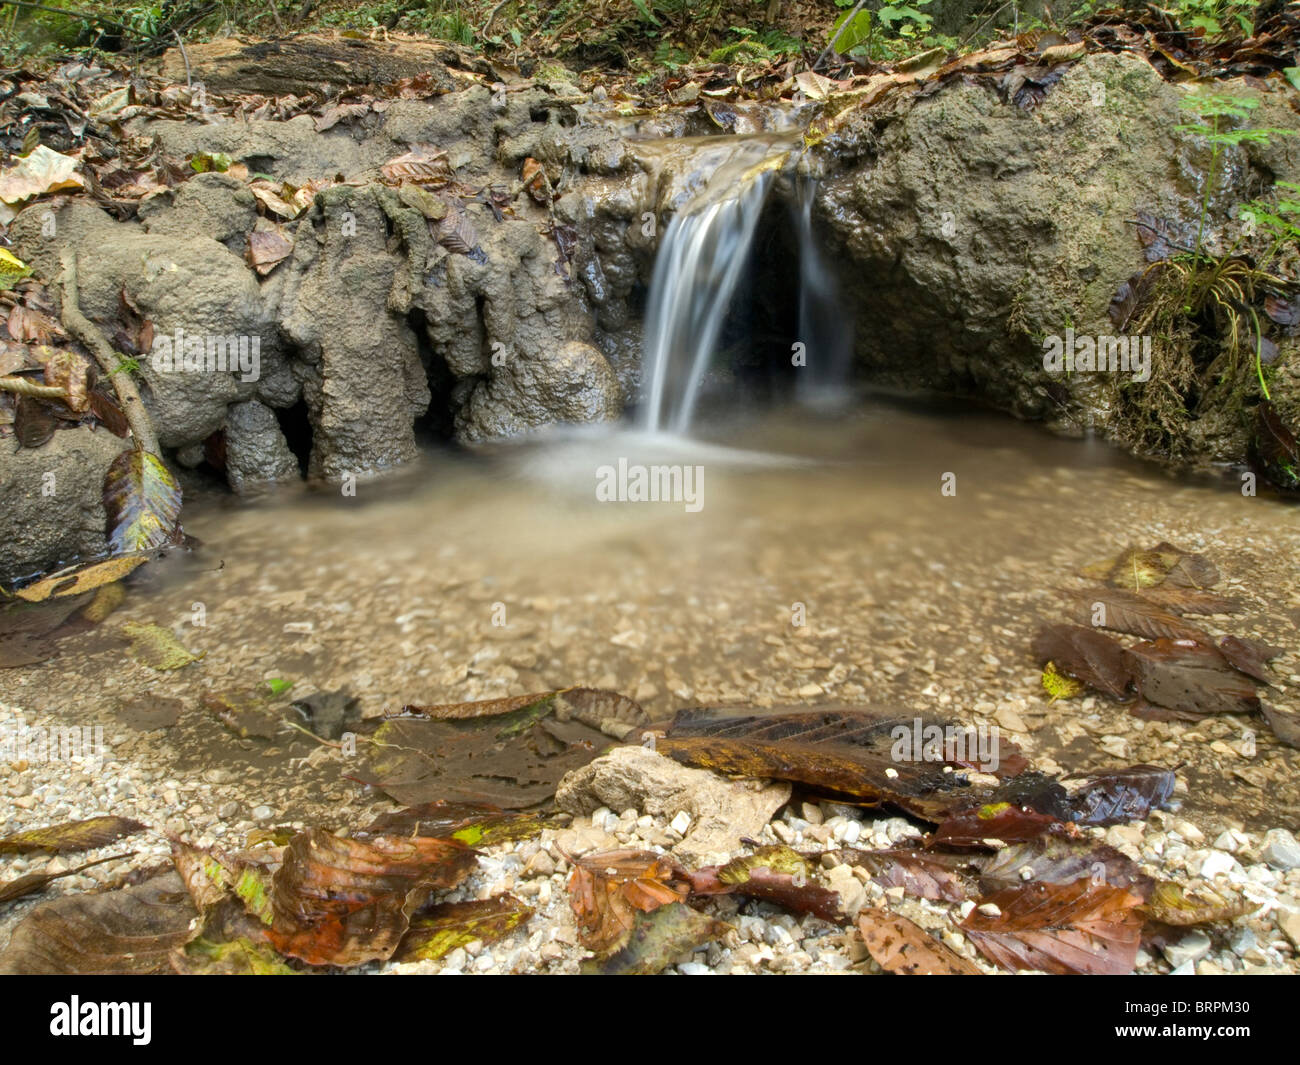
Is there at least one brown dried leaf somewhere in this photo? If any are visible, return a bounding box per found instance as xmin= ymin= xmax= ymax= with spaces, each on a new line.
xmin=568 ymin=849 xmax=690 ymax=955
xmin=962 ymin=879 xmax=1143 ymax=975
xmin=0 ymin=815 xmax=147 ymax=855
xmin=858 ymin=908 xmax=981 ymax=974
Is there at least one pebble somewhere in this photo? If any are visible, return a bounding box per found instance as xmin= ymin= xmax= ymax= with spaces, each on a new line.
xmin=1262 ymin=829 xmax=1300 ymax=871
xmin=1163 ymin=931 xmax=1212 ymax=968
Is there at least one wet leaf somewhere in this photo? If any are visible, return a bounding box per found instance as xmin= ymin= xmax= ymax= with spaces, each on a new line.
xmin=0 ymin=815 xmax=147 ymax=855
xmin=961 ymin=879 xmax=1144 ymax=975
xmin=0 ymin=871 xmax=196 ymax=974
xmin=929 ymin=803 xmax=1066 ymax=849
xmin=103 ymin=449 xmax=183 ymax=553
xmin=521 ymin=157 xmax=552 ymax=204
xmin=398 ymin=182 xmax=448 ymax=220
xmin=857 ymin=908 xmax=981 ymax=974
xmin=1217 ymin=635 xmax=1282 ymax=686
xmin=364 ymin=801 xmax=552 ymax=848
xmin=580 ymin=902 xmax=728 ymax=975
xmin=42 ymin=350 xmax=90 ymax=413
xmin=394 ymin=895 xmax=534 ymax=962
xmin=267 ymin=828 xmax=477 ymax=966
xmin=381 ymin=145 xmax=452 ymax=186
xmin=1082 ymin=542 xmax=1219 ymax=589
xmin=659 ymin=707 xmax=983 ymax=822
xmin=0 ymin=248 xmax=34 ymax=291
xmin=202 ymin=688 xmax=283 ymax=739
xmin=1070 ymin=588 xmax=1211 ymax=643
xmin=689 ymin=846 xmax=842 ymax=920
xmin=189 ymin=151 xmax=232 ymax=173
xmin=88 ymin=386 xmax=130 ymax=437
xmin=1125 ymin=638 xmax=1260 ymax=717
xmin=1031 ymin=624 xmax=1133 ymax=700
xmin=1138 ymin=881 xmax=1253 ymax=927
xmin=568 ymin=849 xmax=690 ymax=955
xmin=1139 ymin=586 xmax=1242 ymax=615
xmin=172 ymin=930 xmax=299 ymax=974
xmin=13 ymin=555 xmax=147 ymax=602
xmin=121 ymin=621 xmax=203 ymax=671
xmin=1253 ymin=401 xmax=1300 ymax=490
xmin=437 ymin=205 xmax=485 ymax=260
xmin=1259 ymin=702 xmax=1300 ymax=748
xmin=1041 ymin=660 xmax=1085 ymax=701
xmin=834 ymin=847 xmax=971 ymax=902
xmin=975 ymin=838 xmax=1150 ymax=896
xmin=1059 ymin=766 xmax=1178 ymax=826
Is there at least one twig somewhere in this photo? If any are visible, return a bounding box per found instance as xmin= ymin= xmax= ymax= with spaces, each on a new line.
xmin=480 ymin=0 xmax=513 ymax=37
xmin=813 ymin=0 xmax=870 ymax=72
xmin=958 ymin=0 xmax=1018 ymax=50
xmin=0 ymin=376 xmax=67 ymax=399
xmin=172 ymin=29 xmax=192 ymax=88
xmin=57 ymin=252 xmax=160 ymax=455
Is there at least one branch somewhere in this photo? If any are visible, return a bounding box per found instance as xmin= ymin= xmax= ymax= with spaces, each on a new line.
xmin=0 ymin=0 xmax=136 ymax=34
xmin=57 ymin=252 xmax=160 ymax=455
xmin=0 ymin=376 xmax=67 ymax=399
xmin=813 ymin=0 xmax=870 ymax=72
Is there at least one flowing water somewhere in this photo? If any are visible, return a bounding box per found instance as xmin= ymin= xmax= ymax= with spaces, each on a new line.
xmin=640 ymin=137 xmax=795 ymax=432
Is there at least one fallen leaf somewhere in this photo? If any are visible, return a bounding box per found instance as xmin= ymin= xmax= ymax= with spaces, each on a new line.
xmin=1125 ymin=638 xmax=1260 ymax=717
xmin=1031 ymin=624 xmax=1132 ymax=700
xmin=0 ymin=145 xmax=84 ymax=212
xmin=103 ymin=449 xmax=183 ymax=553
xmin=394 ymin=895 xmax=533 ymax=962
xmin=267 ymin=828 xmax=477 ymax=966
xmin=0 ymin=815 xmax=147 ymax=855
xmin=961 ymin=879 xmax=1143 ymax=975
xmin=857 ymin=908 xmax=981 ymax=974
xmin=568 ymin=849 xmax=690 ymax=955
xmin=0 ymin=852 xmax=130 ymax=906
xmin=247 ymin=228 xmax=293 ymax=276
xmin=121 ymin=621 xmax=203 ymax=670
xmin=1138 ymin=881 xmax=1253 ymax=926
xmin=580 ymin=902 xmax=729 ymax=975
xmin=13 ymin=555 xmax=147 ymax=602
xmin=0 ymin=871 xmax=195 ymax=974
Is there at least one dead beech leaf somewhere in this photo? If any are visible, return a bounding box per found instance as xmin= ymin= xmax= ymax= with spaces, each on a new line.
xmin=0 ymin=871 xmax=196 ymax=974
xmin=0 ymin=145 xmax=84 ymax=211
xmin=689 ymin=846 xmax=842 ymax=920
xmin=580 ymin=902 xmax=729 ymax=975
xmin=962 ymin=879 xmax=1143 ymax=975
xmin=247 ymin=228 xmax=293 ymax=276
xmin=858 ymin=908 xmax=981 ymax=974
xmin=394 ymin=895 xmax=533 ymax=962
xmin=14 ymin=555 xmax=147 ymax=602
xmin=267 ymin=828 xmax=477 ymax=966
xmin=381 ymin=145 xmax=452 ymax=186
xmin=0 ymin=851 xmax=131 ymax=906
xmin=1217 ymin=635 xmax=1283 ymax=687
xmin=1259 ymin=703 xmax=1300 ymax=748
xmin=41 ymin=349 xmax=90 ymax=413
xmin=835 ymin=847 xmax=971 ymax=902
xmin=1032 ymin=623 xmax=1132 ymax=700
xmin=0 ymin=815 xmax=147 ymax=855
xmin=1069 ymin=587 xmax=1210 ymax=643
xmin=568 ymin=849 xmax=690 ymax=955
xmin=1125 ymin=638 xmax=1260 ymax=718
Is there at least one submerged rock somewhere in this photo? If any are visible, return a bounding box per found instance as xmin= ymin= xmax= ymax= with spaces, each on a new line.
xmin=556 ymin=745 xmax=791 ymax=866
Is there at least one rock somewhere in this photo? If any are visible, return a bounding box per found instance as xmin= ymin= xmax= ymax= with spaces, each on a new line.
xmin=137 ymin=173 xmax=259 ymax=253
xmin=1162 ymin=930 xmax=1212 ymax=969
xmin=222 ymin=399 xmax=301 ymax=493
xmin=824 ymin=864 xmax=866 ymax=916
xmin=454 ymin=340 xmax=623 ymax=442
xmin=278 ymin=185 xmax=430 ymax=481
xmin=1262 ymin=829 xmax=1300 ymax=871
xmin=554 ymin=745 xmax=791 ymax=865
xmin=0 ymin=426 xmax=132 ymax=581
xmin=1198 ymin=851 xmax=1238 ymax=879
xmin=1278 ymin=908 xmax=1300 ymax=951
xmin=814 ymin=51 xmax=1300 ymax=470
xmin=12 ymin=201 xmax=279 ymax=451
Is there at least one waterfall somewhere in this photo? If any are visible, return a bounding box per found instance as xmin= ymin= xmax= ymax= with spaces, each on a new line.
xmin=639 ymin=139 xmax=852 ymax=434
xmin=793 ymin=174 xmax=854 ymax=410
xmin=640 ymin=143 xmax=785 ymax=434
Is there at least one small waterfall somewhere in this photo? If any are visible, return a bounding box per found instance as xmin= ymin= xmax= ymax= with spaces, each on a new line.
xmin=640 ymin=143 xmax=786 ymax=434
xmin=793 ymin=175 xmax=854 ymax=410
xmin=639 ymin=139 xmax=852 ymax=434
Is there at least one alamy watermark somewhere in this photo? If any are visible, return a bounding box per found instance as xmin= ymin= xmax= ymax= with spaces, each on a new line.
xmin=890 ymin=718 xmax=1002 ymax=774
xmin=1 ymin=710 xmax=106 ymax=771
xmin=595 ymin=458 xmax=704 ymax=513
xmin=1043 ymin=328 xmax=1152 ymax=382
xmin=150 ymin=328 xmax=261 ymax=382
